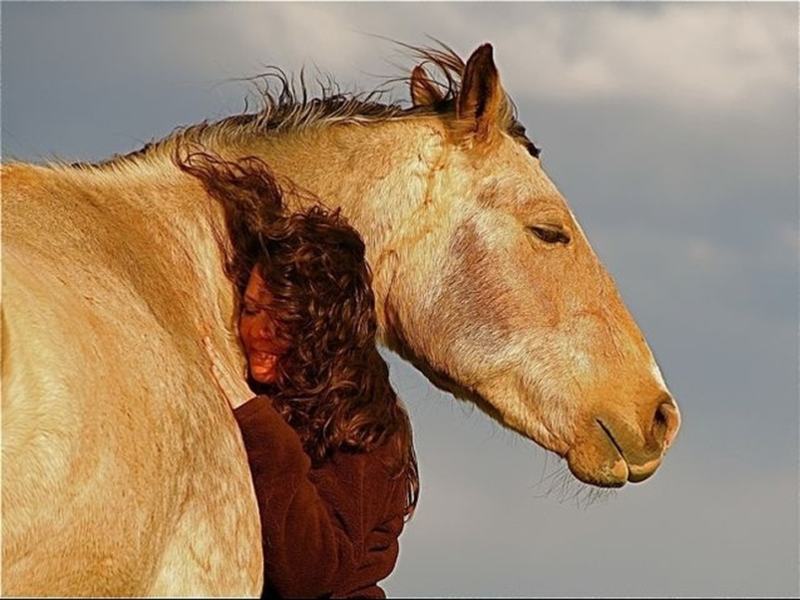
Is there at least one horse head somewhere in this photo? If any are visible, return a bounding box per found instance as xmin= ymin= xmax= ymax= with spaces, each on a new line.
xmin=378 ymin=45 xmax=680 ymax=487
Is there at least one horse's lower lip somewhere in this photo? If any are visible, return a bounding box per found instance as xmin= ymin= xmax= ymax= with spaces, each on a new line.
xmin=594 ymin=418 xmax=630 ymax=483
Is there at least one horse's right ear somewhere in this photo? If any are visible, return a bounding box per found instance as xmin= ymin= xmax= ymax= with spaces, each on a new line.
xmin=457 ymin=44 xmax=504 ymax=141
xmin=410 ymin=65 xmax=443 ymax=107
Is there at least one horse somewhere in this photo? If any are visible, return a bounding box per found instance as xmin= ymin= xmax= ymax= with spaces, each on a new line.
xmin=1 ymin=43 xmax=681 ymax=595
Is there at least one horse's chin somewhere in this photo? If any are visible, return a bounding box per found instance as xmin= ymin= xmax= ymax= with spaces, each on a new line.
xmin=566 ymin=450 xmax=628 ymax=488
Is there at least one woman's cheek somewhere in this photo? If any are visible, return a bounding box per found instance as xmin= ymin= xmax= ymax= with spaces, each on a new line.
xmin=239 ymin=316 xmax=253 ymax=346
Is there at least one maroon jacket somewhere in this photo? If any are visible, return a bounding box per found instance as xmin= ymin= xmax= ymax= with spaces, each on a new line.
xmin=234 ymin=396 xmax=408 ymax=599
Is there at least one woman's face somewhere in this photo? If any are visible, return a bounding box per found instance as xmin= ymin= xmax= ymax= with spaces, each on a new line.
xmin=239 ymin=265 xmax=286 ymax=384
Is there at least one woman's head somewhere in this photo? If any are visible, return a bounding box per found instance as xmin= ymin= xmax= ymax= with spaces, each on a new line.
xmin=236 ymin=203 xmax=377 ymax=396
xmin=178 ymin=149 xmax=418 ymax=518
xmin=239 ymin=265 xmax=285 ymax=384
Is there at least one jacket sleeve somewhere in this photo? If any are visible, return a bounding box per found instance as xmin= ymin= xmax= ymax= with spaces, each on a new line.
xmin=234 ymin=395 xmax=404 ymax=599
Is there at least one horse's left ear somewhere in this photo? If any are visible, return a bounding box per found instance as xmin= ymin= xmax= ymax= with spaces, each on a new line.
xmin=457 ymin=44 xmax=504 ymax=141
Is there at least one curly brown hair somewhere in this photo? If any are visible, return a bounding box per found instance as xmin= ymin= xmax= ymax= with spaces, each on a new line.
xmin=177 ymin=149 xmax=418 ymax=519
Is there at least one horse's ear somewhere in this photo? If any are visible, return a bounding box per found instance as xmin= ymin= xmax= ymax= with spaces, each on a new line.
xmin=410 ymin=65 xmax=443 ymax=107
xmin=457 ymin=44 xmax=504 ymax=140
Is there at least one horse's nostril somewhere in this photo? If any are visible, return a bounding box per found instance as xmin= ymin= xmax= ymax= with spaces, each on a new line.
xmin=654 ymin=399 xmax=680 ymax=449
xmin=654 ymin=403 xmax=668 ymax=428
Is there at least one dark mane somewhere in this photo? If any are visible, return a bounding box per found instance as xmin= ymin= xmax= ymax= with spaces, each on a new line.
xmin=84 ymin=42 xmax=536 ymax=170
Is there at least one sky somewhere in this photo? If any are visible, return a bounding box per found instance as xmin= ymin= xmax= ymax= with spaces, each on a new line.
xmin=3 ymin=2 xmax=798 ymax=597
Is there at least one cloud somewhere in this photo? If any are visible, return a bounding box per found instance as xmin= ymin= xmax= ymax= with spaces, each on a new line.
xmin=184 ymin=3 xmax=795 ymax=115
xmin=495 ymin=4 xmax=795 ymax=113
xmin=61 ymin=3 xmax=792 ymax=118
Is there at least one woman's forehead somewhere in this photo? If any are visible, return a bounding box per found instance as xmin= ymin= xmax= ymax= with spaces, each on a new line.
xmin=244 ymin=264 xmax=270 ymax=300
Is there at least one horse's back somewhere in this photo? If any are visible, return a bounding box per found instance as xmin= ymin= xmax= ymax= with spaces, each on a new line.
xmin=1 ymin=163 xmax=263 ymax=596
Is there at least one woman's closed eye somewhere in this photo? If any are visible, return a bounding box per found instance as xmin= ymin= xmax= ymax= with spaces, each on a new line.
xmin=242 ymin=302 xmax=267 ymax=316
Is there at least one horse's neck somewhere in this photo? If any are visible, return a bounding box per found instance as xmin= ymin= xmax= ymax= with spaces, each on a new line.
xmin=223 ymin=117 xmax=448 ymax=303
xmin=57 ymin=116 xmax=446 ymax=334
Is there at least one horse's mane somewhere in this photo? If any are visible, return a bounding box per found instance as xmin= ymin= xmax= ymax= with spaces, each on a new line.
xmin=79 ymin=42 xmax=533 ymax=171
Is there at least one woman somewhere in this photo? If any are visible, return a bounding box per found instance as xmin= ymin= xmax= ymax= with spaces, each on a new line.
xmin=180 ymin=152 xmax=418 ymax=599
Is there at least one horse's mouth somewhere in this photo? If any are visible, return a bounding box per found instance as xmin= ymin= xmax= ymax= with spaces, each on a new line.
xmin=563 ymin=420 xmax=622 ymax=487
xmin=596 ymin=418 xmax=663 ymax=484
xmin=596 ymin=418 xmax=626 ymax=461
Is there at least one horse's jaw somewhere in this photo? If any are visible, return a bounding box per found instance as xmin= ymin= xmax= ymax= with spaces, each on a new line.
xmin=380 ymin=291 xmax=677 ymax=491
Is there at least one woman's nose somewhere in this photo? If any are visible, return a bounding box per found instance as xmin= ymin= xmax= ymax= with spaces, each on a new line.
xmin=253 ymin=317 xmax=268 ymax=338
xmin=254 ymin=315 xmax=276 ymax=340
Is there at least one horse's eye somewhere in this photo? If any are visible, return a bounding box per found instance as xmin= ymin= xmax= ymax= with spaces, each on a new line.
xmin=527 ymin=225 xmax=571 ymax=245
